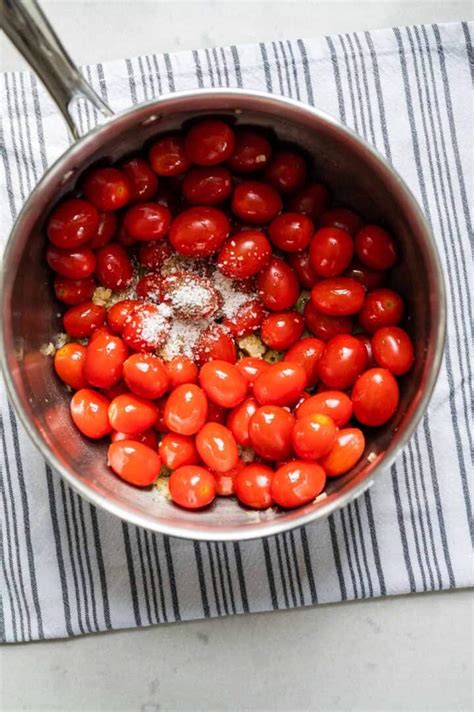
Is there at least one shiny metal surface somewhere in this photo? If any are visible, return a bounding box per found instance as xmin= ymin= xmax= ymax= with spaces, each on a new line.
xmin=0 ymin=3 xmax=446 ymax=541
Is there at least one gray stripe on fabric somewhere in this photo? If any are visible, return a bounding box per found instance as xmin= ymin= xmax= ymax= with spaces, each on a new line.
xmin=338 ymin=34 xmax=360 ymax=133
xmin=219 ymin=47 xmax=230 ymax=86
xmin=163 ymin=53 xmax=175 ymax=92
xmin=163 ymin=536 xmax=181 ymax=621
xmin=271 ymin=42 xmax=285 ymax=95
xmin=222 ymin=544 xmax=237 ymax=615
xmin=353 ymin=500 xmax=374 ymax=598
xmin=122 ymin=523 xmax=141 ymax=627
xmin=59 ymin=482 xmax=85 ymax=634
xmin=289 ymin=531 xmax=305 ymax=606
xmin=151 ymin=535 xmax=168 ymax=623
xmin=0 ymin=119 xmax=18 ymax=220
xmin=328 ymin=516 xmax=347 ymax=600
xmin=212 ymin=47 xmax=223 ymax=87
xmin=391 ymin=464 xmax=416 ymax=593
xmin=300 ymin=527 xmax=317 ymax=603
xmin=125 ymin=59 xmax=138 ymax=104
xmin=206 ymin=542 xmax=222 ymax=615
xmin=68 ymin=489 xmax=93 ymax=632
xmin=230 ymin=46 xmax=243 ymax=87
xmin=30 ymin=75 xmax=49 ymax=171
xmin=17 ymin=73 xmax=39 ymax=182
xmin=286 ymin=41 xmax=301 ymax=100
xmin=0 ymin=528 xmax=7 ymax=642
xmin=273 ymin=537 xmax=289 ymax=607
xmin=401 ymin=449 xmax=428 ymax=591
xmin=7 ymin=73 xmax=34 ymax=193
xmin=0 ymin=525 xmax=18 ymax=642
xmin=204 ymin=49 xmax=215 ymax=88
xmin=364 ymin=31 xmax=392 ymax=161
xmin=3 ymin=75 xmax=26 ymax=204
xmin=279 ymin=41 xmax=294 ymax=98
xmin=89 ymin=506 xmax=112 ymax=629
xmin=296 ymin=40 xmax=314 ymax=105
xmin=192 ymin=50 xmax=204 ymax=88
xmin=406 ymin=444 xmax=435 ymax=589
xmin=77 ymin=498 xmax=99 ymax=631
xmin=262 ymin=539 xmax=279 ymax=609
xmin=363 ymin=491 xmax=387 ymax=596
xmin=421 ymin=417 xmax=456 ymax=588
xmin=347 ymin=505 xmax=366 ymax=597
xmin=144 ymin=55 xmax=157 ymax=98
xmin=259 ymin=43 xmax=273 ymax=92
xmin=461 ymin=21 xmax=474 ymax=82
xmin=233 ymin=542 xmax=249 ymax=613
xmin=143 ymin=531 xmax=160 ymax=623
xmin=214 ymin=543 xmax=230 ymax=615
xmin=339 ymin=510 xmax=358 ymax=598
xmin=343 ymin=34 xmax=367 ymax=137
xmin=352 ymin=33 xmax=377 ymax=146
xmin=393 ymin=26 xmax=473 ymax=541
xmin=341 ymin=508 xmax=362 ymax=598
xmin=7 ymin=407 xmax=43 ymax=637
xmin=194 ymin=542 xmax=210 ymax=618
xmin=325 ymin=36 xmax=346 ymax=123
xmin=151 ymin=55 xmax=163 ymax=95
xmin=45 ymin=468 xmax=73 ymax=636
xmin=136 ymin=527 xmax=153 ymax=625
xmin=282 ymin=534 xmax=297 ymax=607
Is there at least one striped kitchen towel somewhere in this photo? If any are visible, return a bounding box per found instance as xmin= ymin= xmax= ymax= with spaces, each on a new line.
xmin=1 ymin=22 xmax=472 ymax=643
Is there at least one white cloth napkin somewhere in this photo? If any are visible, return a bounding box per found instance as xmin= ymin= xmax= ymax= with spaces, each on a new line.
xmin=1 ymin=21 xmax=472 ymax=642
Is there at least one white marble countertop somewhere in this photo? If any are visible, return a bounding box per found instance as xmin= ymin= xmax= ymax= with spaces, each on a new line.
xmin=1 ymin=2 xmax=473 ymax=711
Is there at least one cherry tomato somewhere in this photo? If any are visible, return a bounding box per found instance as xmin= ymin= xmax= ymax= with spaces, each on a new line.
xmin=95 ymin=243 xmax=134 ymax=290
xmin=162 ymin=272 xmax=220 ymax=319
xmin=137 ymin=240 xmax=172 ymax=270
xmin=311 ymin=277 xmax=365 ymax=316
xmin=90 ymin=325 xmax=114 ymax=342
xmin=254 ymin=362 xmax=307 ymax=407
xmin=169 ymin=206 xmax=230 ymax=257
xmin=235 ymin=464 xmax=274 ymax=509
xmin=53 ymin=275 xmax=96 ymax=305
xmin=257 ymin=257 xmax=299 ymax=311
xmin=108 ymin=393 xmax=158 ymax=434
xmin=318 ymin=207 xmax=362 ymax=235
xmin=223 ymin=298 xmax=266 ymax=337
xmin=63 ymin=301 xmax=106 ymax=337
xmin=107 ymin=299 xmax=141 ymax=334
xmin=296 ymin=390 xmax=352 ymax=427
xmin=121 ymin=157 xmax=158 ymax=202
xmin=111 ymin=429 xmax=159 ymax=449
xmin=164 ymin=355 xmax=198 ymax=388
xmin=304 ymin=300 xmax=353 ymax=341
xmin=182 ymin=166 xmax=232 ymax=205
xmin=268 ymin=212 xmax=313 ymax=252
xmin=355 ymin=224 xmax=397 ymax=270
xmin=352 ymin=367 xmax=399 ymax=426
xmin=226 ymin=397 xmax=258 ymax=447
xmin=117 ymin=223 xmax=136 ymax=247
xmin=344 ymin=260 xmax=386 ymax=290
xmin=213 ymin=461 xmax=244 ymax=497
xmin=261 ymin=311 xmax=304 ymax=350
xmin=84 ymin=332 xmax=128 ymax=388
xmin=83 ymin=167 xmax=131 ymax=211
xmin=265 ymin=150 xmax=306 ymax=193
xmin=232 ymin=181 xmax=282 ymax=224
xmin=54 ymin=342 xmax=87 ymax=390
xmin=249 ymin=405 xmax=295 ymax=460
xmin=123 ymin=203 xmax=171 ymax=242
xmin=319 ymin=428 xmax=365 ymax=477
xmin=288 ymin=250 xmax=319 ymax=289
xmin=107 ymin=441 xmax=161 ymax=486
xmin=123 ymin=353 xmax=169 ymax=399
xmin=169 ymin=465 xmax=216 ymax=509
xmin=318 ymin=334 xmax=367 ymax=389
xmin=164 ymin=384 xmax=208 ymax=435
xmin=309 ymin=226 xmax=354 ymax=278
xmin=228 ymin=129 xmax=272 ymax=173
xmin=283 ymin=336 xmax=324 ymax=387
xmin=199 ymin=360 xmax=248 ymax=408
xmin=196 ymin=422 xmax=238 ymax=472
xmin=70 ymin=388 xmax=111 ymax=439
xmin=185 ymin=119 xmax=235 ymax=165
xmin=235 ymin=357 xmax=270 ymax=387
xmin=47 ymin=245 xmax=96 ymax=279
xmin=89 ymin=212 xmax=117 ymax=249
xmin=149 ymin=135 xmax=191 ymax=176
xmin=136 ymin=273 xmax=163 ymax=303
xmin=217 ymin=230 xmax=272 ymax=279
xmin=271 ymin=461 xmax=326 ymax=508
xmin=354 ymin=333 xmax=375 ymax=368
xmin=359 ymin=288 xmax=404 ymax=333
xmin=122 ymin=303 xmax=171 ymax=353
xmin=292 ymin=412 xmax=337 ymax=460
xmin=288 ymin=182 xmax=330 ymax=220
xmin=195 ymin=324 xmax=237 ymax=365
xmin=372 ymin=326 xmax=414 ymax=376
xmin=206 ymin=401 xmax=227 ymax=424
xmin=47 ymin=198 xmax=99 ymax=249
xmin=159 ymin=433 xmax=199 ymax=470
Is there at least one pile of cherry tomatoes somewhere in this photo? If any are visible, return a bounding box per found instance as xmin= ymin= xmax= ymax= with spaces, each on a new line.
xmin=47 ymin=117 xmax=414 ymax=511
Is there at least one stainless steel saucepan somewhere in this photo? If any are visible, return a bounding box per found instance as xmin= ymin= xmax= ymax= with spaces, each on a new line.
xmin=0 ymin=0 xmax=446 ymax=540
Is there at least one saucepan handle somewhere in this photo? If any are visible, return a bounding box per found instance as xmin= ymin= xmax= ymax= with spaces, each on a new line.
xmin=1 ymin=0 xmax=113 ymax=141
